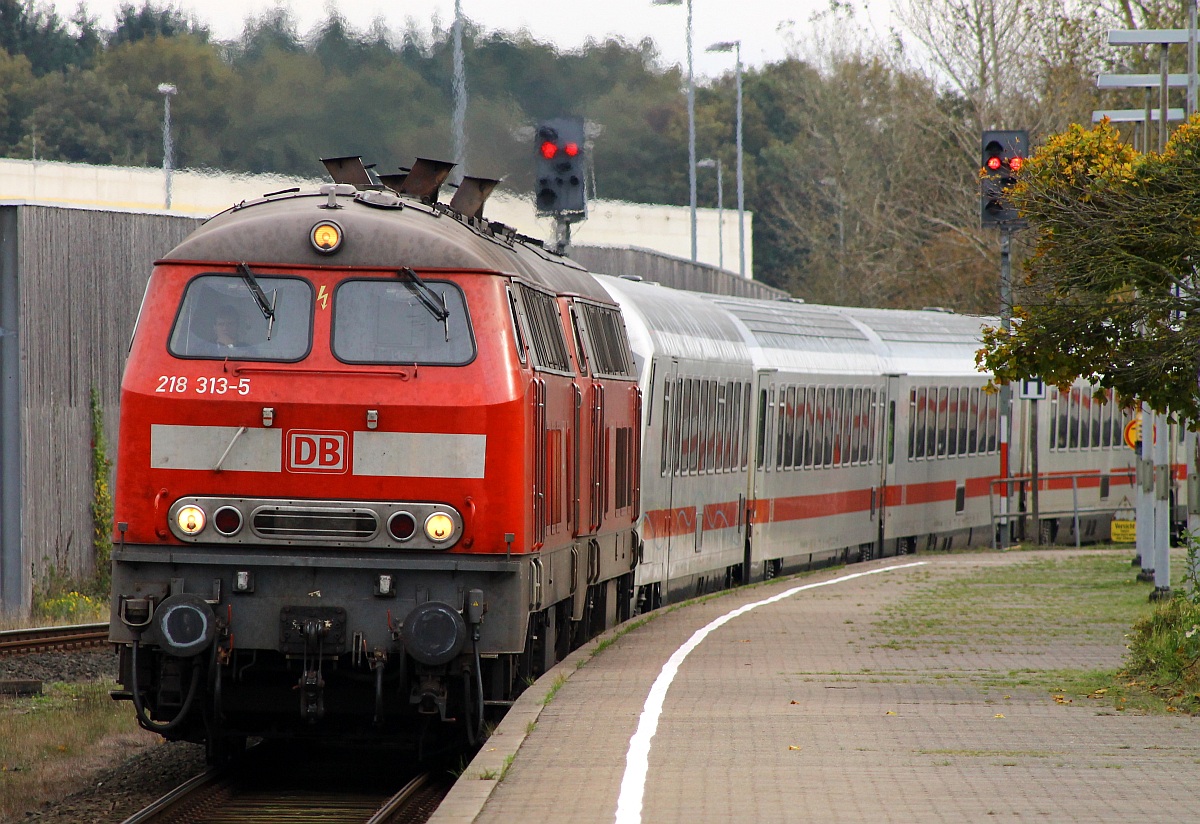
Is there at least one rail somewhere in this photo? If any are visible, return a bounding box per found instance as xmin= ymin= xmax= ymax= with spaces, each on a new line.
xmin=989 ymin=470 xmax=1137 ymax=549
xmin=0 ymin=622 xmax=110 ymax=655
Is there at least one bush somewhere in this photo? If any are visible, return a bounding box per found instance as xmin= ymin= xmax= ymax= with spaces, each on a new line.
xmin=1121 ymin=534 xmax=1200 ymax=713
xmin=33 ymin=590 xmax=103 ymax=624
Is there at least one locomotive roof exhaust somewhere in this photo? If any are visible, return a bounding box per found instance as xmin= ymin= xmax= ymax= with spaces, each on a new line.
xmin=320 ymin=155 xmax=373 ymax=187
xmin=397 ymin=158 xmax=456 ymax=203
xmin=320 ymin=155 xmax=499 ymax=217
xmin=449 ymin=176 xmax=500 ymax=219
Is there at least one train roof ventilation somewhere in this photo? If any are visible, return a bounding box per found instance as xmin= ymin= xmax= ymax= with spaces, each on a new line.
xmin=448 ymin=176 xmax=499 ymax=219
xmin=398 ymin=158 xmax=456 ymax=204
xmin=321 ymin=155 xmax=373 ymax=188
xmin=378 ymin=172 xmax=407 ymax=193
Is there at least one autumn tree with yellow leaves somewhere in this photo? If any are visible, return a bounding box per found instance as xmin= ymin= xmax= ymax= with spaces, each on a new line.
xmin=978 ymin=117 xmax=1200 ymax=421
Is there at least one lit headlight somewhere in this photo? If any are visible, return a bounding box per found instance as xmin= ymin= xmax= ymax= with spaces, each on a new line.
xmin=176 ymin=505 xmax=206 ymax=535
xmin=310 ymin=220 xmax=343 ymax=254
xmin=424 ymin=512 xmax=455 ymax=543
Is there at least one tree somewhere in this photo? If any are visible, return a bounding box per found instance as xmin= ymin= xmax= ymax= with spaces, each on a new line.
xmin=978 ymin=117 xmax=1200 ymax=420
xmin=108 ymin=1 xmax=208 ymax=46
xmin=0 ymin=0 xmax=94 ymax=74
xmin=97 ymin=34 xmax=237 ymax=169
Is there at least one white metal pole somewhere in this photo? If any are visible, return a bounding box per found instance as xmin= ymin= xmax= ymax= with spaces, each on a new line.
xmin=716 ymin=158 xmax=724 ymax=270
xmin=452 ymin=0 xmax=467 ymax=184
xmin=157 ymin=83 xmax=176 ymax=210
xmin=686 ymin=0 xmax=696 ymax=262
xmin=734 ymin=43 xmax=745 ymax=278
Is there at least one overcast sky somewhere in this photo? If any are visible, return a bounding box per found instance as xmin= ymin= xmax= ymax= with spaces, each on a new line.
xmin=75 ymin=0 xmax=899 ymax=77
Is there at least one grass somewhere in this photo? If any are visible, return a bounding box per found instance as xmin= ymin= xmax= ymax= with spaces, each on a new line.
xmin=876 ymin=551 xmax=1159 ymax=653
xmin=872 ymin=546 xmax=1198 ymax=711
xmin=0 ymin=681 xmax=156 ymax=820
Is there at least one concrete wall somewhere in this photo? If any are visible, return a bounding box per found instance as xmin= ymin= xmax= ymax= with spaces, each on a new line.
xmin=0 ymin=157 xmax=754 ymax=276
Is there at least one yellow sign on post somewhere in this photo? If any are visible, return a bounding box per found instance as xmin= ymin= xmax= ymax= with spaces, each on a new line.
xmin=1122 ymin=419 xmax=1140 ymax=451
xmin=1110 ymin=520 xmax=1136 ymax=543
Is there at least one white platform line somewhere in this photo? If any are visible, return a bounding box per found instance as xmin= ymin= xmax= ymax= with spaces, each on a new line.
xmin=614 ymin=561 xmax=928 ymax=824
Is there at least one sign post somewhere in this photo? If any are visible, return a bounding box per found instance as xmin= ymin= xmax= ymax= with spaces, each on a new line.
xmin=1018 ymin=379 xmax=1045 ymax=542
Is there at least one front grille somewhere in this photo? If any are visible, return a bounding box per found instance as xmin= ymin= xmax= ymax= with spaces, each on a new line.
xmin=252 ymin=506 xmax=378 ymax=540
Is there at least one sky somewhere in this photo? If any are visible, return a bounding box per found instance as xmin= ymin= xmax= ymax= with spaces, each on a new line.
xmin=75 ymin=0 xmax=900 ymax=78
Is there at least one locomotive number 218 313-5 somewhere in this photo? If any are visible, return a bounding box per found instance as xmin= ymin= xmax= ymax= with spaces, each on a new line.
xmin=156 ymin=375 xmax=252 ymax=395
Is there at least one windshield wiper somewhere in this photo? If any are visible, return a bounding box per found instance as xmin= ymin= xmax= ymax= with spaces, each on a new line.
xmin=238 ymin=262 xmax=277 ymax=341
xmin=398 ymin=267 xmax=450 ymax=341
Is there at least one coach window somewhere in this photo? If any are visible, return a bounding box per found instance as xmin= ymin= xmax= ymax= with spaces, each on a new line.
xmin=823 ymin=387 xmax=836 ymax=466
xmin=867 ymin=389 xmax=878 ymax=464
xmin=946 ymin=388 xmax=959 ymax=457
xmin=832 ymin=387 xmax=846 ymax=465
xmin=800 ymin=387 xmax=813 ymax=467
xmin=332 ymin=278 xmax=475 ymax=365
xmin=170 ymin=274 xmax=313 ymax=361
xmin=1112 ymin=404 xmax=1127 ymax=448
xmin=1090 ymin=395 xmax=1103 ymax=448
xmin=1068 ymin=387 xmax=1081 ymax=449
xmin=963 ymin=388 xmax=976 ymax=455
xmin=906 ymin=389 xmax=916 ymax=460
xmin=867 ymin=390 xmax=879 ymax=464
xmin=671 ymin=377 xmax=684 ymax=475
xmin=685 ymin=378 xmax=695 ymax=474
xmin=957 ymin=387 xmax=969 ymax=456
xmin=985 ymin=392 xmax=999 ymax=452
xmin=936 ymin=387 xmax=949 ymax=457
xmin=847 ymin=388 xmax=861 ymax=465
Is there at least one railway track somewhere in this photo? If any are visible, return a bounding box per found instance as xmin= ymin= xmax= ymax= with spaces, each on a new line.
xmin=0 ymin=622 xmax=110 ymax=655
xmin=121 ymin=744 xmax=452 ymax=824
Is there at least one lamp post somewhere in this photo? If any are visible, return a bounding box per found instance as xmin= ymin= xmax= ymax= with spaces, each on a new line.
xmin=157 ymin=83 xmax=176 ymax=209
xmin=451 ymin=0 xmax=467 ymax=183
xmin=653 ymin=0 xmax=696 ymax=262
xmin=698 ymin=158 xmax=723 ymax=270
xmin=707 ymin=40 xmax=744 ymax=277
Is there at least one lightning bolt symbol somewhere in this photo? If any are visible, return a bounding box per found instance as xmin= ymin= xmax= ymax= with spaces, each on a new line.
xmin=317 ymin=284 xmax=329 ymax=310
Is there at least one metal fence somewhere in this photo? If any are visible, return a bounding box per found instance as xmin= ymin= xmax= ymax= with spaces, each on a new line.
xmin=568 ymin=245 xmax=789 ymax=300
xmin=0 ymin=204 xmax=201 ymax=614
xmin=989 ymin=470 xmax=1137 ymax=549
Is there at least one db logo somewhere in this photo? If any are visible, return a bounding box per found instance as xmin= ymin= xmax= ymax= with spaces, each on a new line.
xmin=286 ymin=430 xmax=348 ymax=473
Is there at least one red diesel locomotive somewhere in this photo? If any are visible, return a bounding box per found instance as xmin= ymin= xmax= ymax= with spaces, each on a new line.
xmin=108 ymin=160 xmax=640 ymax=760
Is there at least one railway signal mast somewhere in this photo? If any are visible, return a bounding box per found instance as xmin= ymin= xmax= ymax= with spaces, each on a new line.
xmin=980 ymin=129 xmax=1028 ymax=547
xmin=535 ymin=117 xmax=588 ymax=252
xmin=1099 ymin=18 xmax=1200 ymax=598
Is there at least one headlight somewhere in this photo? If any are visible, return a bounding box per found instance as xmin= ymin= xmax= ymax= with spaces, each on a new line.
xmin=310 ymin=220 xmax=343 ymax=254
xmin=176 ymin=505 xmax=206 ymax=535
xmin=424 ymin=512 xmax=455 ymax=543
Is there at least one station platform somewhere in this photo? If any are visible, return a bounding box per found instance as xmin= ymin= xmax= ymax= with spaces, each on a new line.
xmin=429 ymin=551 xmax=1200 ymax=823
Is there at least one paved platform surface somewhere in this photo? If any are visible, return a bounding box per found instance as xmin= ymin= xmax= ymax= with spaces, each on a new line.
xmin=429 ymin=551 xmax=1200 ymax=823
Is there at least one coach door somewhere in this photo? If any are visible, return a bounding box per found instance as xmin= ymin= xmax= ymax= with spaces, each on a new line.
xmin=877 ymin=375 xmax=902 ymax=555
xmin=745 ymin=369 xmax=777 ymax=579
xmin=656 ymin=359 xmax=680 ymax=600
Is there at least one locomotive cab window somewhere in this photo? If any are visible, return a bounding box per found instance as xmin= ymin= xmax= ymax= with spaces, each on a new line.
xmin=332 ymin=278 xmax=475 ymax=365
xmin=169 ymin=273 xmax=313 ymax=361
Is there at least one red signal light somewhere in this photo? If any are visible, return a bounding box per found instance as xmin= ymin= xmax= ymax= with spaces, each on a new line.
xmin=1009 ymin=156 xmax=1024 ymax=172
xmin=986 ymin=156 xmax=1003 ymax=171
xmin=540 ymin=141 xmax=557 ymax=159
xmin=564 ymin=142 xmax=580 ymax=157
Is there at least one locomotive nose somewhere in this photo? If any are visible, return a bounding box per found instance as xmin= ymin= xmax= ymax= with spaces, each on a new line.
xmin=402 ymin=601 xmax=467 ymax=665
